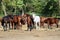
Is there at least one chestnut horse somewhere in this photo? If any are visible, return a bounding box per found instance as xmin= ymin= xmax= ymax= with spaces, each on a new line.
xmin=40 ymin=17 xmax=59 ymax=29
xmin=11 ymin=15 xmax=23 ymax=30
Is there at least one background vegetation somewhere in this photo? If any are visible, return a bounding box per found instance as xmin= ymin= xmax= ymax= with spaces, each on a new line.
xmin=0 ymin=0 xmax=59 ymax=18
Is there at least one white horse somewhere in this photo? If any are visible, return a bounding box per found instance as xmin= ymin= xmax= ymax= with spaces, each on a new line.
xmin=32 ymin=14 xmax=40 ymax=30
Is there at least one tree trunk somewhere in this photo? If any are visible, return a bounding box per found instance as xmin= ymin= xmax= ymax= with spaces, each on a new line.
xmin=1 ymin=0 xmax=7 ymax=16
xmin=59 ymin=0 xmax=60 ymax=13
xmin=14 ymin=7 xmax=16 ymax=15
xmin=22 ymin=8 xmax=24 ymax=16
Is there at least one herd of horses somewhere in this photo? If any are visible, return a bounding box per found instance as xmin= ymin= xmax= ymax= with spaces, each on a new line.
xmin=0 ymin=13 xmax=60 ymax=31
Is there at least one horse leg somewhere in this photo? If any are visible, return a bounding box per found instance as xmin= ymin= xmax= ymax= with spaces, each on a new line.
xmin=35 ymin=22 xmax=38 ymax=30
xmin=27 ymin=24 xmax=30 ymax=31
xmin=1 ymin=22 xmax=5 ymax=31
xmin=4 ymin=22 xmax=7 ymax=31
xmin=9 ymin=22 xmax=11 ymax=30
xmin=48 ymin=23 xmax=51 ymax=29
xmin=11 ymin=23 xmax=14 ymax=30
xmin=56 ymin=23 xmax=59 ymax=28
xmin=39 ymin=22 xmax=40 ymax=30
xmin=14 ymin=23 xmax=17 ymax=29
xmin=48 ymin=24 xmax=52 ymax=29
xmin=38 ymin=22 xmax=40 ymax=30
xmin=30 ymin=24 xmax=33 ymax=31
xmin=16 ymin=23 xmax=20 ymax=30
xmin=20 ymin=23 xmax=22 ymax=30
xmin=1 ymin=21 xmax=5 ymax=31
xmin=48 ymin=21 xmax=51 ymax=29
xmin=43 ymin=23 xmax=45 ymax=28
xmin=33 ymin=22 xmax=35 ymax=29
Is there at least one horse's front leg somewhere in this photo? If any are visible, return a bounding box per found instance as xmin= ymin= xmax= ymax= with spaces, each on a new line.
xmin=3 ymin=23 xmax=6 ymax=31
xmin=16 ymin=23 xmax=20 ymax=30
xmin=11 ymin=22 xmax=14 ymax=30
xmin=4 ymin=22 xmax=7 ymax=31
xmin=18 ymin=23 xmax=22 ymax=30
xmin=48 ymin=24 xmax=52 ymax=29
xmin=56 ymin=23 xmax=59 ymax=28
xmin=9 ymin=22 xmax=11 ymax=30
xmin=27 ymin=24 xmax=29 ymax=31
xmin=29 ymin=24 xmax=33 ymax=31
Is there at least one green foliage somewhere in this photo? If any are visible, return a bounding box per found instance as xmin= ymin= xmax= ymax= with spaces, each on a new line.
xmin=41 ymin=0 xmax=59 ymax=17
xmin=0 ymin=0 xmax=59 ymax=17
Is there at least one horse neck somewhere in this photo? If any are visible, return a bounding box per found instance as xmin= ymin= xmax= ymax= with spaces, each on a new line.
xmin=33 ymin=15 xmax=35 ymax=18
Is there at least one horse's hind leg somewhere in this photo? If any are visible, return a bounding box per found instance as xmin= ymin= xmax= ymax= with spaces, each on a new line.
xmin=38 ymin=22 xmax=40 ymax=30
xmin=30 ymin=24 xmax=33 ymax=31
xmin=14 ymin=23 xmax=17 ymax=29
xmin=3 ymin=23 xmax=5 ymax=31
xmin=35 ymin=22 xmax=39 ymax=30
xmin=56 ymin=24 xmax=59 ymax=28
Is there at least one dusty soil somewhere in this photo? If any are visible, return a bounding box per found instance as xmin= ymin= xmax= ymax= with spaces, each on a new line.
xmin=0 ymin=21 xmax=60 ymax=40
xmin=0 ymin=29 xmax=60 ymax=40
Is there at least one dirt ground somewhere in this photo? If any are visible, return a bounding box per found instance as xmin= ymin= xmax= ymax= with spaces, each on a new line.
xmin=0 ymin=22 xmax=60 ymax=40
xmin=0 ymin=28 xmax=60 ymax=40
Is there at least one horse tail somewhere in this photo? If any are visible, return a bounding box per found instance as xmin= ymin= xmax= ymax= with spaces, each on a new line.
xmin=30 ymin=16 xmax=34 ymax=25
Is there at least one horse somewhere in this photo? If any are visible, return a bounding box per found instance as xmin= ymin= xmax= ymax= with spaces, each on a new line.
xmin=11 ymin=15 xmax=26 ymax=30
xmin=22 ymin=14 xmax=34 ymax=31
xmin=1 ymin=15 xmax=13 ymax=31
xmin=32 ymin=14 xmax=40 ymax=30
xmin=40 ymin=17 xmax=59 ymax=29
xmin=40 ymin=17 xmax=48 ymax=28
xmin=47 ymin=17 xmax=59 ymax=29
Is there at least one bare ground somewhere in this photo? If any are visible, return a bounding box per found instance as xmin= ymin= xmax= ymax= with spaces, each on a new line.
xmin=0 ymin=28 xmax=60 ymax=40
xmin=0 ymin=22 xmax=60 ymax=40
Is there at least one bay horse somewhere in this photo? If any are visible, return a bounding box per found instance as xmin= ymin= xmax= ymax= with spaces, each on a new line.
xmin=40 ymin=17 xmax=59 ymax=29
xmin=23 ymin=14 xmax=34 ymax=31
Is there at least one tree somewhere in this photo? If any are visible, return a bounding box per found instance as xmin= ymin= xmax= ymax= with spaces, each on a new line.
xmin=1 ymin=0 xmax=7 ymax=16
xmin=41 ymin=0 xmax=59 ymax=17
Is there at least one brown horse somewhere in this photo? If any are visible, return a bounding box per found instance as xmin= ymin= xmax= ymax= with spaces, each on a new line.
xmin=40 ymin=17 xmax=47 ymax=28
xmin=11 ymin=15 xmax=26 ymax=30
xmin=40 ymin=17 xmax=59 ymax=29
xmin=22 ymin=14 xmax=34 ymax=31
xmin=11 ymin=15 xmax=21 ymax=29
xmin=47 ymin=17 xmax=59 ymax=28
